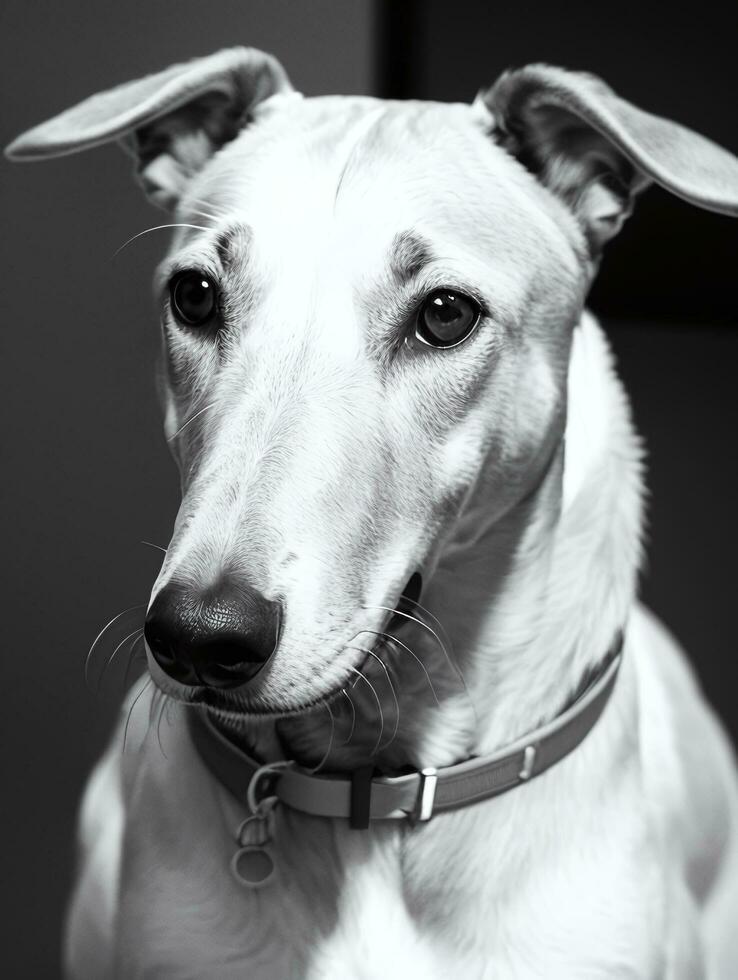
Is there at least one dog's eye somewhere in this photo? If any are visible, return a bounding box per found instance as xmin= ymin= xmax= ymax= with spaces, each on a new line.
xmin=169 ymin=270 xmax=217 ymax=327
xmin=415 ymin=289 xmax=481 ymax=349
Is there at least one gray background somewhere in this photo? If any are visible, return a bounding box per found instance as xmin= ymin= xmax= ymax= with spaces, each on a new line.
xmin=1 ymin=1 xmax=736 ymax=975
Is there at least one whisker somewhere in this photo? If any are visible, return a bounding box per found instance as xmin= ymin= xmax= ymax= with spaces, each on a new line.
xmin=340 ymin=689 xmax=356 ymax=745
xmin=140 ymin=540 xmax=167 ymax=554
xmin=155 ymin=693 xmax=168 ymax=759
xmin=148 ymin=686 xmax=161 ymax=726
xmin=185 ymin=208 xmax=221 ymax=222
xmin=113 ymin=223 xmax=209 ymax=258
xmin=97 ymin=627 xmax=144 ymax=691
xmin=307 ymin=703 xmax=335 ymax=774
xmin=372 ymin=605 xmax=474 ymax=705
xmin=167 ymin=400 xmax=217 ymax=443
xmin=365 ymin=650 xmax=400 ymax=750
xmin=346 ymin=666 xmax=384 ymax=757
xmin=183 ymin=196 xmax=230 ymax=221
xmin=357 ymin=629 xmax=440 ymax=705
xmin=348 ymin=646 xmax=400 ymax=751
xmin=401 ymin=605 xmax=478 ymax=726
xmin=405 ymin=598 xmax=455 ymax=657
xmin=123 ymin=678 xmax=152 ymax=753
xmin=85 ymin=604 xmax=145 ymax=689
xmin=123 ymin=634 xmax=146 ymax=690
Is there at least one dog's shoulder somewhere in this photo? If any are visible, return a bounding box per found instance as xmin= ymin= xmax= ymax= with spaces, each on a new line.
xmin=630 ymin=603 xmax=738 ymax=901
xmin=64 ymin=714 xmax=127 ymax=977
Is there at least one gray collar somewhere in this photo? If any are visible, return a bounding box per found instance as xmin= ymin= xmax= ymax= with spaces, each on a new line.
xmin=188 ymin=632 xmax=623 ymax=829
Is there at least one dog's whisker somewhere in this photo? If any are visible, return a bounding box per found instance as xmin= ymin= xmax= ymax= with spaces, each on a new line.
xmin=185 ymin=207 xmax=223 ymax=223
xmin=167 ymin=400 xmax=217 ymax=443
xmin=123 ymin=634 xmax=146 ymax=690
xmin=183 ymin=196 xmax=230 ymax=220
xmin=85 ymin=604 xmax=146 ymax=689
xmin=148 ymin=686 xmax=161 ymax=726
xmin=357 ymin=628 xmax=441 ymax=706
xmin=404 ymin=597 xmax=455 ymax=657
xmin=145 ymin=691 xmax=154 ymax=729
xmin=97 ymin=627 xmax=144 ymax=691
xmin=123 ymin=678 xmax=152 ymax=753
xmin=370 ymin=605 xmax=450 ymax=661
xmin=155 ymin=693 xmax=169 ymax=759
xmin=348 ymin=644 xmax=401 ymax=750
xmin=113 ymin=223 xmax=209 ymax=258
xmin=400 ymin=605 xmax=479 ymax=726
xmin=340 ymin=689 xmax=356 ymax=745
xmin=346 ymin=665 xmax=384 ymax=757
xmin=307 ymin=703 xmax=335 ymax=775
xmin=371 ymin=604 xmax=474 ymax=704
xmin=382 ymin=634 xmax=441 ymax=706
xmin=364 ymin=650 xmax=400 ymax=750
xmin=140 ymin=540 xmax=167 ymax=554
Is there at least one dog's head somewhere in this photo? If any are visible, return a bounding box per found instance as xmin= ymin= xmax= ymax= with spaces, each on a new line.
xmin=8 ymin=49 xmax=737 ymax=720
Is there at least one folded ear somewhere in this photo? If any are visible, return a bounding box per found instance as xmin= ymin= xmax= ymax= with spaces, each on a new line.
xmin=481 ymin=64 xmax=738 ymax=252
xmin=5 ymin=47 xmax=292 ymax=210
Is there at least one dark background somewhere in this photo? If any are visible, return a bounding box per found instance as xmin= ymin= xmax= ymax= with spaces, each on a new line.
xmin=1 ymin=1 xmax=736 ymax=975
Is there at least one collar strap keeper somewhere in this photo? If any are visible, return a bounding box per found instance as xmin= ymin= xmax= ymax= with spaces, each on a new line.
xmin=187 ymin=631 xmax=623 ymax=826
xmin=350 ymin=765 xmax=375 ymax=829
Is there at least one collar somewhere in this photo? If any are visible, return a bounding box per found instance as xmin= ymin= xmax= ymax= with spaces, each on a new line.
xmin=187 ymin=631 xmax=623 ymax=829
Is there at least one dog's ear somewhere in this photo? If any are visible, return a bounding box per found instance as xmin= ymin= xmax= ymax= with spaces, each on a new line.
xmin=5 ymin=47 xmax=292 ymax=210
xmin=481 ymin=64 xmax=738 ymax=251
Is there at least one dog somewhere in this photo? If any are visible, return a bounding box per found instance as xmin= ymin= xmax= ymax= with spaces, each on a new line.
xmin=7 ymin=48 xmax=738 ymax=979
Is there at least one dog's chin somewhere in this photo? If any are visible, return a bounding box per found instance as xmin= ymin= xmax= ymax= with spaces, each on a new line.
xmin=189 ymin=679 xmax=348 ymax=720
xmin=150 ymin=652 xmax=364 ymax=721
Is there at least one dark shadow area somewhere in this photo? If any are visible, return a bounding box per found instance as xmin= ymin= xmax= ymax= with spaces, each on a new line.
xmin=608 ymin=322 xmax=738 ymax=739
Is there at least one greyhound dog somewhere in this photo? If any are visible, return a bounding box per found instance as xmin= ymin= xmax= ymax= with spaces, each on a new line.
xmin=8 ymin=48 xmax=738 ymax=978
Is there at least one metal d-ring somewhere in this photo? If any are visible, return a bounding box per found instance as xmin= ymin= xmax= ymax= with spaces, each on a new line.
xmin=245 ymin=760 xmax=294 ymax=815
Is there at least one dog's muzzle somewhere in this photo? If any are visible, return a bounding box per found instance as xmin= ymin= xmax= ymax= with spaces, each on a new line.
xmin=144 ymin=577 xmax=281 ymax=689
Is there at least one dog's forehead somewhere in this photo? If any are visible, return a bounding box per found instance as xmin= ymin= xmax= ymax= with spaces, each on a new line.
xmin=178 ymin=95 xmax=569 ymax=271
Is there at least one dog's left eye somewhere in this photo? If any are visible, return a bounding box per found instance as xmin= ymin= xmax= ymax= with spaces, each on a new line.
xmin=415 ymin=289 xmax=481 ymax=349
xmin=169 ymin=270 xmax=218 ymax=327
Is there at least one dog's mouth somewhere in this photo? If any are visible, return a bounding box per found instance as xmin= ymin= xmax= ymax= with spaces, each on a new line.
xmin=176 ymin=571 xmax=425 ymax=718
xmin=387 ymin=571 xmax=423 ymax=631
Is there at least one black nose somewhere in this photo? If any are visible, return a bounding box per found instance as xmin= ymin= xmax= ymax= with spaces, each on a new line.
xmin=144 ymin=577 xmax=281 ymax=689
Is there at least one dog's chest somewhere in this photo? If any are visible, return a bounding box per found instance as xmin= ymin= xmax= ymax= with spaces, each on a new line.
xmin=116 ymin=750 xmax=444 ymax=978
xmin=113 ymin=723 xmax=661 ymax=980
xmin=115 ymin=732 xmax=450 ymax=978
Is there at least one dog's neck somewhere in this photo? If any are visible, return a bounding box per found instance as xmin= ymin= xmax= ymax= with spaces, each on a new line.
xmin=420 ymin=314 xmax=642 ymax=761
xmin=226 ymin=313 xmax=642 ymax=773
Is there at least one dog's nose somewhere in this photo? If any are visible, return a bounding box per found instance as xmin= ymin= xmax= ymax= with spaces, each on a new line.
xmin=144 ymin=578 xmax=281 ymax=689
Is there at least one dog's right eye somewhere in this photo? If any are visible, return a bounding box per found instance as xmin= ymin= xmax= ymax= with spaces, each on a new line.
xmin=169 ymin=270 xmax=218 ymax=327
xmin=414 ymin=289 xmax=481 ymax=349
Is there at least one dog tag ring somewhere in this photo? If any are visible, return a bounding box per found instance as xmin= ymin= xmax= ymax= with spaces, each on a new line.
xmin=231 ymin=844 xmax=276 ymax=888
xmin=231 ymin=808 xmax=277 ymax=888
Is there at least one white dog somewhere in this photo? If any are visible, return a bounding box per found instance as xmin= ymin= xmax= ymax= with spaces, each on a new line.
xmin=8 ymin=49 xmax=738 ymax=978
